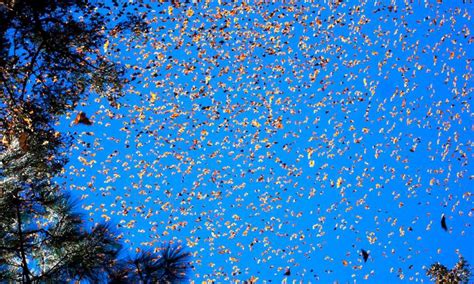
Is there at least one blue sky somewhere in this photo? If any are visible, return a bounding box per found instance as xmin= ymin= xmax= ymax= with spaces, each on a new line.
xmin=57 ymin=1 xmax=472 ymax=282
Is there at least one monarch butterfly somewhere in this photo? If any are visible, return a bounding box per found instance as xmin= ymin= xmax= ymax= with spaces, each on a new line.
xmin=441 ymin=214 xmax=448 ymax=231
xmin=74 ymin=112 xmax=92 ymax=125
xmin=1 ymin=129 xmax=28 ymax=151
xmin=361 ymin=249 xmax=369 ymax=262
xmin=171 ymin=0 xmax=180 ymax=8
xmin=18 ymin=132 xmax=28 ymax=151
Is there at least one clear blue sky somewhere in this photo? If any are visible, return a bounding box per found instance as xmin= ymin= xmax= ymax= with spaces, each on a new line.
xmin=57 ymin=1 xmax=473 ymax=282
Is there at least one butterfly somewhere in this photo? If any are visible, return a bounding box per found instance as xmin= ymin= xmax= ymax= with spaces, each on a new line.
xmin=18 ymin=132 xmax=28 ymax=151
xmin=74 ymin=112 xmax=92 ymax=125
xmin=171 ymin=0 xmax=180 ymax=8
xmin=441 ymin=214 xmax=448 ymax=231
xmin=361 ymin=249 xmax=369 ymax=262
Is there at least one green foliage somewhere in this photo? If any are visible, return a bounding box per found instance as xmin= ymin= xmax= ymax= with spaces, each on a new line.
xmin=0 ymin=0 xmax=125 ymax=115
xmin=109 ymin=246 xmax=192 ymax=283
xmin=0 ymin=122 xmax=121 ymax=282
xmin=0 ymin=0 xmax=190 ymax=283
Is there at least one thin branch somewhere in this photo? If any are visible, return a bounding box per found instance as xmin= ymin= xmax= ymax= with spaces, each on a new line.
xmin=15 ymin=197 xmax=32 ymax=283
xmin=36 ymin=247 xmax=70 ymax=280
xmin=0 ymin=245 xmax=16 ymax=251
xmin=19 ymin=41 xmax=44 ymax=102
xmin=24 ymin=228 xmax=53 ymax=238
xmin=0 ymin=72 xmax=17 ymax=104
xmin=135 ymin=259 xmax=145 ymax=281
xmin=40 ymin=226 xmax=111 ymax=280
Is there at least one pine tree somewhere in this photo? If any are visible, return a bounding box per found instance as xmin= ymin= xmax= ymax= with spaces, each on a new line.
xmin=0 ymin=97 xmax=122 ymax=283
xmin=109 ymin=246 xmax=192 ymax=283
xmin=1 ymin=0 xmax=190 ymax=282
xmin=426 ymin=255 xmax=471 ymax=284
xmin=0 ymin=0 xmax=127 ymax=113
xmin=0 ymin=1 xmax=125 ymax=280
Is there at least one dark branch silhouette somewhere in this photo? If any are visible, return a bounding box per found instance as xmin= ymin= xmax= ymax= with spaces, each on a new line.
xmin=426 ymin=255 xmax=471 ymax=284
xmin=1 ymin=1 xmax=191 ymax=283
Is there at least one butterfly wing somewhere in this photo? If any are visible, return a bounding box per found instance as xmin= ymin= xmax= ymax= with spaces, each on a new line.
xmin=361 ymin=249 xmax=369 ymax=262
xmin=441 ymin=214 xmax=448 ymax=231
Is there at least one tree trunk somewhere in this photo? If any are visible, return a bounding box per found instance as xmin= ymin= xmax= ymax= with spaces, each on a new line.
xmin=15 ymin=197 xmax=31 ymax=284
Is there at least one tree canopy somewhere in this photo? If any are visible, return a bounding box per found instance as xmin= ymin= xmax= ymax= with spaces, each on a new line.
xmin=0 ymin=0 xmax=190 ymax=282
xmin=426 ymin=256 xmax=471 ymax=284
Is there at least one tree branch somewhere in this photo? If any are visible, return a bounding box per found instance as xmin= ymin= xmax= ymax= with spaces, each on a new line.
xmin=19 ymin=41 xmax=44 ymax=102
xmin=0 ymin=72 xmax=17 ymax=105
xmin=14 ymin=196 xmax=32 ymax=283
xmin=0 ymin=245 xmax=16 ymax=251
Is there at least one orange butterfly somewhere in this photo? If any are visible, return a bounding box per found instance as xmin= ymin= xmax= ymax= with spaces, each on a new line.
xmin=74 ymin=112 xmax=92 ymax=125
